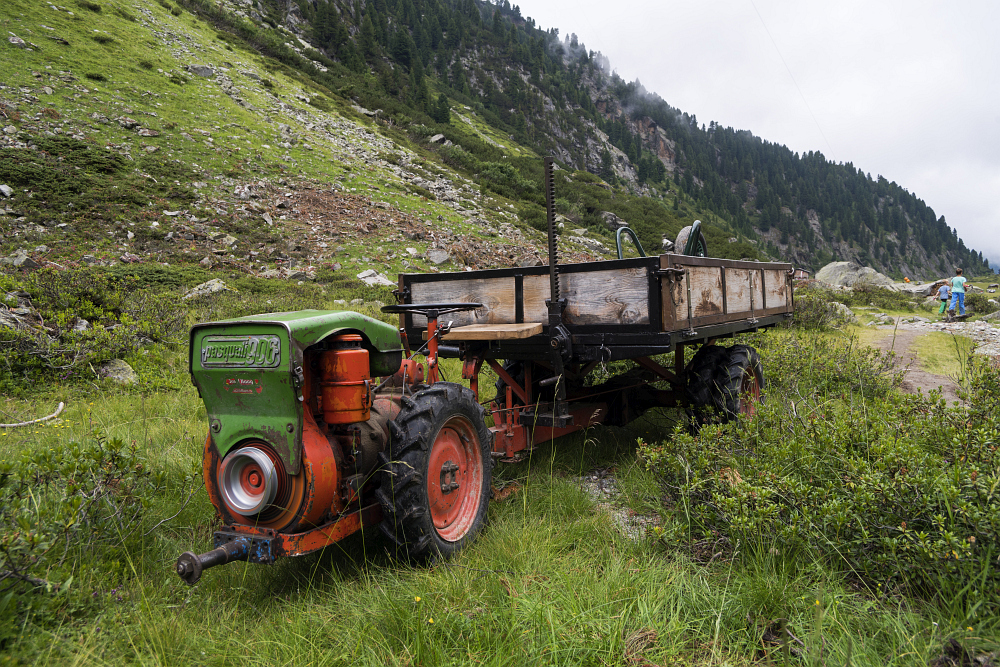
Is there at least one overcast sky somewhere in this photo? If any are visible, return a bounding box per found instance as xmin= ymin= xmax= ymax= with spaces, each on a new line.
xmin=518 ymin=0 xmax=1000 ymax=269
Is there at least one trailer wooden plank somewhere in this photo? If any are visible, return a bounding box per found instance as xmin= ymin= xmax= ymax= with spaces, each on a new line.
xmin=409 ymin=277 xmax=516 ymax=327
xmin=763 ymin=268 xmax=788 ymax=308
xmin=432 ymin=323 xmax=544 ymax=340
xmin=725 ymin=268 xmax=752 ymax=314
xmin=522 ymin=267 xmax=649 ymax=325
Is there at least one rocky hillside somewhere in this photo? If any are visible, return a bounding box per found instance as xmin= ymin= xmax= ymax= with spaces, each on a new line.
xmin=0 ymin=0 xmax=608 ymax=283
xmin=0 ymin=0 xmax=992 ymax=282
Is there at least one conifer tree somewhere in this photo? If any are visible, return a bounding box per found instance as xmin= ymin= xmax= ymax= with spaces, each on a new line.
xmin=432 ymin=93 xmax=450 ymax=124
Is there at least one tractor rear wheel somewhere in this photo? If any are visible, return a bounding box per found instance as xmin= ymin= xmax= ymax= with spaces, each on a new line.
xmin=377 ymin=383 xmax=493 ymax=560
xmin=718 ymin=344 xmax=764 ymax=420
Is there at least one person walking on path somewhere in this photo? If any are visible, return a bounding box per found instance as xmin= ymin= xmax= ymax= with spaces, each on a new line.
xmin=938 ymin=281 xmax=951 ymax=317
xmin=949 ymin=268 xmax=968 ymax=317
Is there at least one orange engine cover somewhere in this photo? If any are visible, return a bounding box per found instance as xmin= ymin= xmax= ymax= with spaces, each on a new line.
xmin=203 ymin=410 xmax=344 ymax=533
xmin=320 ymin=334 xmax=372 ymax=425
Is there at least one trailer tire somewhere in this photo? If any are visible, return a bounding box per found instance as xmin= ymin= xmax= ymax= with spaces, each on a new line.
xmin=718 ymin=344 xmax=764 ymax=420
xmin=377 ymin=383 xmax=493 ymax=561
xmin=685 ymin=344 xmax=729 ymax=427
xmin=675 ymin=225 xmax=709 ymax=257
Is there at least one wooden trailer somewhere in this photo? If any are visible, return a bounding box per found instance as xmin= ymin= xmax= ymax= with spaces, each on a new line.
xmin=391 ymin=252 xmax=794 ymax=459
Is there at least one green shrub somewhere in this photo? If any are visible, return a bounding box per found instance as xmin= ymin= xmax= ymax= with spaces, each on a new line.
xmin=789 ymin=289 xmax=841 ymax=329
xmin=641 ymin=333 xmax=1000 ymax=619
xmin=91 ymin=34 xmax=115 ymax=45
xmin=966 ymin=291 xmax=999 ymax=315
xmin=76 ymin=0 xmax=101 ymax=11
xmin=0 ymin=269 xmax=185 ymax=395
xmin=0 ymin=431 xmax=165 ymax=602
xmin=836 ymin=283 xmax=917 ymax=310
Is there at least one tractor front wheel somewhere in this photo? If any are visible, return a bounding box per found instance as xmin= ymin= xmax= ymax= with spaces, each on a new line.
xmin=377 ymin=383 xmax=492 ymax=560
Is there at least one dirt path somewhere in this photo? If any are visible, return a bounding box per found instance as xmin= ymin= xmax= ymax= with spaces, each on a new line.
xmin=872 ymin=327 xmax=963 ymax=404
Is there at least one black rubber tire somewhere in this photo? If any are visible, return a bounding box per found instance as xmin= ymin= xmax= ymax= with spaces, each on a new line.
xmin=685 ymin=344 xmax=729 ymax=427
xmin=377 ymin=382 xmax=493 ymax=560
xmin=674 ymin=226 xmax=709 ymax=257
xmin=718 ymin=344 xmax=765 ymax=421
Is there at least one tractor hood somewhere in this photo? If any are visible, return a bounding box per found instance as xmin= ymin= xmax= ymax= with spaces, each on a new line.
xmin=189 ymin=310 xmax=403 ymax=474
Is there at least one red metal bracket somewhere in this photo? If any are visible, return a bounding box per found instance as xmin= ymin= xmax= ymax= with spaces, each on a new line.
xmin=462 ymin=355 xmax=484 ymax=401
xmin=221 ymin=503 xmax=383 ymax=558
xmin=486 ymin=359 xmax=529 ymax=405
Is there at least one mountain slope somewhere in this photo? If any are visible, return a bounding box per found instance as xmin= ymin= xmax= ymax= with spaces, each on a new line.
xmin=0 ymin=0 xmax=991 ymax=282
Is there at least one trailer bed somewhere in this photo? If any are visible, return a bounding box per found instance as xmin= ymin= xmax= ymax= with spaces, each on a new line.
xmin=397 ymin=254 xmax=793 ymax=359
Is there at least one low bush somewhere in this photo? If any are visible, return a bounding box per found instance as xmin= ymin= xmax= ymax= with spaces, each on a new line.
xmin=0 ymin=269 xmax=185 ymax=395
xmin=838 ymin=283 xmax=918 ymax=311
xmin=0 ymin=431 xmax=169 ymax=630
xmin=641 ymin=331 xmax=1000 ymax=620
xmin=966 ymin=291 xmax=999 ymax=315
xmin=789 ymin=288 xmax=844 ymax=329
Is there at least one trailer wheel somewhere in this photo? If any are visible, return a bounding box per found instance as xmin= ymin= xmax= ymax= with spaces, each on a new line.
xmin=719 ymin=344 xmax=764 ymax=419
xmin=377 ymin=383 xmax=493 ymax=560
xmin=675 ymin=225 xmax=709 ymax=257
xmin=685 ymin=344 xmax=729 ymax=427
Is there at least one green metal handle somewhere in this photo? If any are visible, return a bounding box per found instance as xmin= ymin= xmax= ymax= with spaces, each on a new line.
xmin=683 ymin=220 xmax=703 ymax=256
xmin=615 ymin=227 xmax=646 ymax=259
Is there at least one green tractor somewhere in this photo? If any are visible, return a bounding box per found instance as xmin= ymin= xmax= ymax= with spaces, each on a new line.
xmin=176 ymin=305 xmax=492 ymax=584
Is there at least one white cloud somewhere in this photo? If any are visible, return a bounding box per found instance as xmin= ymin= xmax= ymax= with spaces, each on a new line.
xmin=518 ymin=0 xmax=1000 ymax=267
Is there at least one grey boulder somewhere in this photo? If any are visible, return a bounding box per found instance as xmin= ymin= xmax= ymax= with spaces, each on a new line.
xmin=98 ymin=359 xmax=139 ymax=385
xmin=182 ymin=279 xmax=234 ymax=300
xmin=816 ymin=261 xmax=895 ymax=288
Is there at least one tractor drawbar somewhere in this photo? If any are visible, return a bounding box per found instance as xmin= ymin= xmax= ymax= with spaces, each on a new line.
xmin=176 ymin=539 xmax=253 ymax=585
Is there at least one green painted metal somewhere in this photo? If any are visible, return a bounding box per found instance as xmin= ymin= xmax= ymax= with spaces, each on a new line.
xmin=683 ymin=219 xmax=706 ymax=256
xmin=189 ymin=310 xmax=403 ymax=474
xmin=615 ymin=227 xmax=646 ymax=259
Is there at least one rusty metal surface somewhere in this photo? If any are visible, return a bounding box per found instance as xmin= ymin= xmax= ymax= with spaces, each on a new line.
xmin=216 ymin=503 xmax=384 ymax=557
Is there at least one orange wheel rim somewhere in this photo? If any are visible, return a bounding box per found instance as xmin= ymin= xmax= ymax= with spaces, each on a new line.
xmin=427 ymin=416 xmax=483 ymax=542
xmin=739 ymin=369 xmax=762 ymax=417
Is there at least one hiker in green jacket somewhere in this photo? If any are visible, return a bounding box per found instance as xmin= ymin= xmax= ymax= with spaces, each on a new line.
xmin=949 ymin=268 xmax=967 ymax=317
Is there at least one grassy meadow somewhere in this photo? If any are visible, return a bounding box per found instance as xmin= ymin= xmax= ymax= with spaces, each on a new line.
xmin=1 ymin=275 xmax=999 ymax=665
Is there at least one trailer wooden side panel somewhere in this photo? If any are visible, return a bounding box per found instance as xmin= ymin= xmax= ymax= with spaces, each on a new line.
xmin=660 ymin=255 xmax=792 ymax=329
xmin=522 ymin=267 xmax=649 ymax=326
xmin=400 ymin=255 xmax=791 ymax=339
xmin=410 ymin=277 xmax=515 ymax=327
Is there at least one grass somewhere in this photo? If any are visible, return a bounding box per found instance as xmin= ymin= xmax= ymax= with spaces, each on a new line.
xmin=0 ymin=0 xmax=528 ymax=276
xmin=3 ymin=319 xmax=999 ymax=663
xmin=0 ymin=388 xmax=972 ymax=665
xmin=909 ymin=331 xmax=977 ymax=377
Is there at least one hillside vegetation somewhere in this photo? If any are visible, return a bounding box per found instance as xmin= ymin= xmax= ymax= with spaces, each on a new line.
xmin=1 ymin=0 xmax=992 ymax=282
